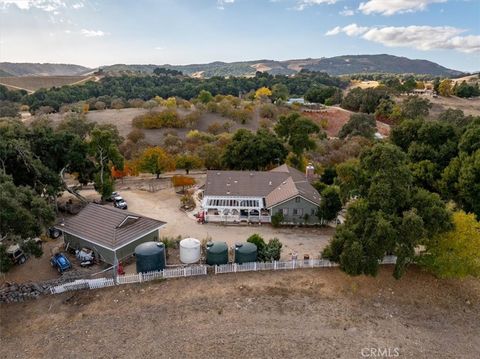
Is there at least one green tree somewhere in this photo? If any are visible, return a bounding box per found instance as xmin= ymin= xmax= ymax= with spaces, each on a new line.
xmin=305 ymin=86 xmax=336 ymax=104
xmin=440 ymin=150 xmax=480 ymax=218
xmin=197 ymin=90 xmax=213 ymax=104
xmin=88 ymin=125 xmax=124 ymax=198
xmin=57 ymin=112 xmax=94 ymax=140
xmin=0 ymin=244 xmax=13 ymax=273
xmin=222 ymin=129 xmax=287 ymax=170
xmin=323 ymin=143 xmax=452 ymax=278
xmin=274 ymin=112 xmax=320 ymax=156
xmin=339 ymin=113 xmax=376 ymax=140
xmin=438 ymin=108 xmax=470 ymax=128
xmin=176 ymin=153 xmax=203 ymax=174
xmin=138 ymin=147 xmax=176 ymax=179
xmin=0 ymin=174 xmax=55 ymax=240
xmin=438 ymin=79 xmax=452 ymax=97
xmin=400 ymin=96 xmax=431 ymax=119
xmin=419 ymin=211 xmax=480 ymax=278
xmin=318 ymin=186 xmax=342 ymax=222
xmin=271 ymin=83 xmax=289 ymax=101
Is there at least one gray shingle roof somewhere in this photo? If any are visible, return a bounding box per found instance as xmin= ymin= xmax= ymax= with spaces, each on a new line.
xmin=204 ymin=165 xmax=321 ymax=207
xmin=58 ymin=204 xmax=166 ymax=250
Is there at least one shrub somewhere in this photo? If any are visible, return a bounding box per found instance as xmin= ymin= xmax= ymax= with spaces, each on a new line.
xmin=0 ymin=244 xmax=13 ymax=273
xmin=21 ymin=239 xmax=43 ymax=258
xmin=184 ymin=110 xmax=201 ymax=128
xmin=271 ymin=212 xmax=284 ymax=227
xmin=247 ymin=234 xmax=266 ymax=253
xmin=127 ymin=128 xmax=145 ymax=143
xmin=132 ymin=110 xmax=186 ymax=129
xmin=207 ymin=122 xmax=224 ymax=135
xmin=160 ymin=235 xmax=182 ymax=258
xmin=259 ymin=104 xmax=277 ymax=119
xmin=111 ymin=98 xmax=125 ymax=109
xmin=94 ymin=101 xmax=106 ymax=110
xmin=263 ymin=238 xmax=283 ymax=261
xmin=128 ymin=98 xmax=145 ymax=108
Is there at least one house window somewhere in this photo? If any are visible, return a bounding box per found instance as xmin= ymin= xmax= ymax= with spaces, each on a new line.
xmin=282 ymin=208 xmax=289 ymax=215
xmin=295 ymin=197 xmax=301 ymax=203
xmin=311 ymin=208 xmax=316 ymax=215
xmin=293 ymin=208 xmax=303 ymax=216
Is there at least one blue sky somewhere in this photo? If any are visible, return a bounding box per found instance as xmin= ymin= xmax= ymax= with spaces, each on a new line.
xmin=0 ymin=0 xmax=479 ymax=71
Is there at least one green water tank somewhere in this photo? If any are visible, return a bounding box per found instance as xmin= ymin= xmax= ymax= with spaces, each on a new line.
xmin=206 ymin=241 xmax=229 ymax=265
xmin=234 ymin=242 xmax=257 ymax=264
xmin=135 ymin=242 xmax=166 ymax=273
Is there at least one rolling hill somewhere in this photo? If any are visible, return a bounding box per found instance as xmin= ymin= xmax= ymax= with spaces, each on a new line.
xmin=1 ymin=54 xmax=465 ymax=81
xmin=0 ymin=62 xmax=91 ymax=77
xmin=101 ymin=54 xmax=464 ymax=78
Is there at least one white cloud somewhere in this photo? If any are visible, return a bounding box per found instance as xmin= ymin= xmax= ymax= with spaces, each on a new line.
xmin=339 ymin=6 xmax=354 ymax=16
xmin=0 ymin=0 xmax=66 ymax=12
xmin=154 ymin=46 xmax=165 ymax=51
xmin=326 ymin=23 xmax=369 ymax=36
xmin=326 ymin=23 xmax=480 ymax=53
xmin=358 ymin=0 xmax=446 ymax=16
xmin=295 ymin=0 xmax=338 ymax=11
xmin=80 ymin=29 xmax=105 ymax=37
xmin=72 ymin=2 xmax=83 ymax=9
xmin=217 ymin=0 xmax=234 ymax=10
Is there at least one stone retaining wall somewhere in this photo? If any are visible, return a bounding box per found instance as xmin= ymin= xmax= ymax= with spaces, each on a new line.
xmin=0 ymin=271 xmax=89 ymax=303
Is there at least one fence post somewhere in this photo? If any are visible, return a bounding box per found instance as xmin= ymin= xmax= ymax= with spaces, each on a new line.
xmin=254 ymin=262 xmax=257 ymax=271
xmin=139 ymin=272 xmax=143 ymax=283
xmin=234 ymin=263 xmax=237 ymax=273
xmin=274 ymin=261 xmax=277 ymax=270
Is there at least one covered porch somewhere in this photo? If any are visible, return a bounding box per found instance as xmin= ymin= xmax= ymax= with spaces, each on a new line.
xmin=202 ymin=195 xmax=271 ymax=223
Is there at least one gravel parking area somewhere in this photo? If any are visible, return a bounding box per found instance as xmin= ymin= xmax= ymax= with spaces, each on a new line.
xmin=108 ymin=187 xmax=334 ymax=260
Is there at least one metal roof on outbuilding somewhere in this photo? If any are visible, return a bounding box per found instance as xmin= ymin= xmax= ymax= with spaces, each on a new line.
xmin=57 ymin=203 xmax=166 ymax=251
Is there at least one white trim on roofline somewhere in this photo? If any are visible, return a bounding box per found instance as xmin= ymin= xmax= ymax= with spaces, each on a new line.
xmin=267 ymin=194 xmax=320 ymax=209
xmin=55 ymin=224 xmax=166 ymax=251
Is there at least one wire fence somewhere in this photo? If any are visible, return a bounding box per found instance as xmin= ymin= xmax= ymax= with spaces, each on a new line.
xmin=49 ymin=256 xmax=397 ymax=295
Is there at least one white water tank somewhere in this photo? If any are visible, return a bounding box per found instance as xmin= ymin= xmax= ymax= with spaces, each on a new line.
xmin=179 ymin=238 xmax=201 ymax=264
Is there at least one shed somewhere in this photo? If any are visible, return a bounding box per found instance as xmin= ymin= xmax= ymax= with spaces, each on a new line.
xmin=56 ymin=203 xmax=166 ymax=265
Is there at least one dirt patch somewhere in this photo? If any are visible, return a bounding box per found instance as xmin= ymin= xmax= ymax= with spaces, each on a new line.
xmin=303 ymin=107 xmax=390 ymax=137
xmin=1 ymin=267 xmax=478 ymax=358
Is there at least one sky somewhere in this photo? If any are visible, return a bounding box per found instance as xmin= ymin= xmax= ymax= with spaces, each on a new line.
xmin=0 ymin=0 xmax=479 ymax=72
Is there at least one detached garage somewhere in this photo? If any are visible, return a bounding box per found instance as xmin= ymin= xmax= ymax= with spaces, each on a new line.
xmin=57 ymin=203 xmax=166 ymax=265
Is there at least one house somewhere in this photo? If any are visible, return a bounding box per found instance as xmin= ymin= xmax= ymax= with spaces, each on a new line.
xmin=56 ymin=203 xmax=166 ymax=265
xmin=201 ymin=164 xmax=321 ymax=224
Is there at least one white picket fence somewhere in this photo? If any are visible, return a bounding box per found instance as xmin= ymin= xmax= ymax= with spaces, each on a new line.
xmin=50 ymin=265 xmax=207 ymax=294
xmin=214 ymin=256 xmax=397 ymax=274
xmin=50 ymin=277 xmax=115 ymax=294
xmin=49 ymin=256 xmax=397 ymax=295
xmin=214 ymin=259 xmax=338 ymax=274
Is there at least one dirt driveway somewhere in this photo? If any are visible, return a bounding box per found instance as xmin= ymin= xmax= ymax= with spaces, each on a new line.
xmin=102 ymin=187 xmax=334 ymax=260
xmin=1 ymin=267 xmax=478 ymax=358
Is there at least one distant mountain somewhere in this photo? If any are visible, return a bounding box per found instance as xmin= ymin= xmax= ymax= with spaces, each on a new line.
xmin=100 ymin=54 xmax=464 ymax=78
xmin=0 ymin=62 xmax=91 ymax=77
xmin=2 ymin=54 xmax=464 ymax=79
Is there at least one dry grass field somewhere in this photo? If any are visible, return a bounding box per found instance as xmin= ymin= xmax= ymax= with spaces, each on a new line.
xmin=1 ymin=267 xmax=478 ymax=358
xmin=428 ymin=95 xmax=480 ymax=118
xmin=45 ymin=106 xmax=263 ymax=145
xmin=0 ymin=75 xmax=95 ymax=92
